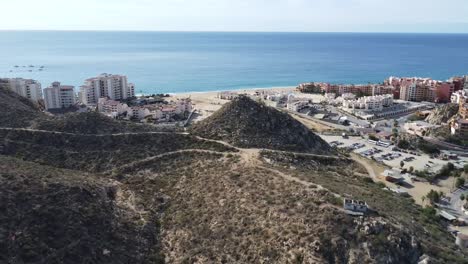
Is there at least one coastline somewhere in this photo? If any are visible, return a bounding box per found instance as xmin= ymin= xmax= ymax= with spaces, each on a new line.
xmin=168 ymin=85 xmax=298 ymax=121
xmin=169 ymin=85 xmax=297 ymax=96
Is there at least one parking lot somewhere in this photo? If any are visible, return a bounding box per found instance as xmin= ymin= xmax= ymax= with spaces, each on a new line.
xmin=322 ymin=135 xmax=467 ymax=172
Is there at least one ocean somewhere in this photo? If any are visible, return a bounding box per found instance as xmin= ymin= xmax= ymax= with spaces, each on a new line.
xmin=1 ymin=31 xmax=468 ymax=94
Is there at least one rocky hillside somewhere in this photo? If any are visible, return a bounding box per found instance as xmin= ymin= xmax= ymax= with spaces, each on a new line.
xmin=425 ymin=103 xmax=459 ymax=125
xmin=1 ymin=92 xmax=466 ymax=263
xmin=0 ymin=87 xmax=46 ymax=128
xmin=0 ymin=156 xmax=164 ymax=264
xmin=191 ymin=95 xmax=331 ymax=154
xmin=111 ymin=152 xmax=425 ymax=263
xmin=0 ymin=128 xmax=237 ymax=172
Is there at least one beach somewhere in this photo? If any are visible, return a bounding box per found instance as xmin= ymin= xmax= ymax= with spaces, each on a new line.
xmin=170 ymin=86 xmax=297 ymax=120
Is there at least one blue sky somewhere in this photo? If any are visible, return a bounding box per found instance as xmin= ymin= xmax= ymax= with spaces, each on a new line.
xmin=2 ymin=0 xmax=468 ymax=32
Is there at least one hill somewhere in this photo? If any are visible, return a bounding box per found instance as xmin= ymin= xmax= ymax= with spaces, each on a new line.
xmin=0 ymin=128 xmax=237 ymax=172
xmin=191 ymin=95 xmax=331 ymax=154
xmin=0 ymin=156 xmax=164 ymax=264
xmin=31 ymin=111 xmax=162 ymax=134
xmin=0 ymin=87 xmax=46 ymax=128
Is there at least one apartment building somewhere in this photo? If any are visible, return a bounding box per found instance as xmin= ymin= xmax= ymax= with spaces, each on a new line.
xmin=451 ymin=120 xmax=468 ymax=137
xmin=342 ymin=94 xmax=393 ymax=111
xmin=0 ymin=78 xmax=43 ymax=102
xmin=460 ymin=102 xmax=468 ymax=120
xmin=451 ymin=90 xmax=467 ymax=104
xmin=79 ymin=73 xmax=135 ymax=105
xmin=43 ymin=82 xmax=76 ymax=110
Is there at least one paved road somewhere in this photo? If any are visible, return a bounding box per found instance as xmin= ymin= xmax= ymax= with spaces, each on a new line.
xmin=440 ymin=185 xmax=468 ymax=221
xmin=423 ymin=136 xmax=468 ymax=152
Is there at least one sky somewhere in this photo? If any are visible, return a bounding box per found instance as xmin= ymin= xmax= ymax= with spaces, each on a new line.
xmin=1 ymin=0 xmax=468 ymax=33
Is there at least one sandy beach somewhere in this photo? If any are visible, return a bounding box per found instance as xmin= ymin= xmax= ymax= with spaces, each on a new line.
xmin=170 ymin=86 xmax=297 ymax=120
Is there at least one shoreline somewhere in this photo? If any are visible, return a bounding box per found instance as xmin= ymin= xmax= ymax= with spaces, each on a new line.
xmin=168 ymin=85 xmax=297 ymax=97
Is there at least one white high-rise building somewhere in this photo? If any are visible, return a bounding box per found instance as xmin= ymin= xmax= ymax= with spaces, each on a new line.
xmin=1 ymin=78 xmax=43 ymax=102
xmin=79 ymin=73 xmax=135 ymax=105
xmin=43 ymin=82 xmax=76 ymax=110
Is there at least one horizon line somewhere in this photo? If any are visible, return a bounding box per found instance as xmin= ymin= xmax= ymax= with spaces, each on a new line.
xmin=1 ymin=29 xmax=468 ymax=34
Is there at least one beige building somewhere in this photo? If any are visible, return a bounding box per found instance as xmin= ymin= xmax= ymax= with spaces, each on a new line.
xmin=79 ymin=73 xmax=135 ymax=105
xmin=1 ymin=78 xmax=42 ymax=102
xmin=43 ymin=82 xmax=76 ymax=110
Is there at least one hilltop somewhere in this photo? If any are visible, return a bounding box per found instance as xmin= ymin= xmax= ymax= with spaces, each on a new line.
xmin=0 ymin=86 xmax=46 ymax=128
xmin=191 ymin=95 xmax=331 ymax=154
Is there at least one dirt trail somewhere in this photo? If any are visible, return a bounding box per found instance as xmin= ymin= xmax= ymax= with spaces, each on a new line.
xmin=350 ymin=154 xmax=379 ymax=179
xmin=255 ymin=165 xmax=341 ymax=197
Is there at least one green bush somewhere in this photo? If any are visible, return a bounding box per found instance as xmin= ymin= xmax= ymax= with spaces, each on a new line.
xmin=456 ymin=178 xmax=466 ymax=188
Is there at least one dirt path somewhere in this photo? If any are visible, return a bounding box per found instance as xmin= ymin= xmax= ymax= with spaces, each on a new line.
xmin=255 ymin=165 xmax=341 ymax=197
xmin=350 ymin=154 xmax=379 ymax=179
xmin=107 ymin=149 xmax=230 ymax=174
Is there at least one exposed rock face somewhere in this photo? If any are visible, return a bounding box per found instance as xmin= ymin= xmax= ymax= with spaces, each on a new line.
xmin=425 ymin=104 xmax=459 ymax=125
xmin=0 ymin=87 xmax=46 ymax=128
xmin=191 ymin=95 xmax=332 ymax=154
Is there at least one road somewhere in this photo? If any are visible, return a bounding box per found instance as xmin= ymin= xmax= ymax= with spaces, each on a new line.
xmin=439 ymin=185 xmax=468 ymax=221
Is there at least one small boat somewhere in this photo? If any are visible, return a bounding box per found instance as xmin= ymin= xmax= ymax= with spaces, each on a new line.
xmin=40 ymin=65 xmax=45 ymax=68
xmin=38 ymin=69 xmax=43 ymax=71
xmin=9 ymin=70 xmax=13 ymax=72
xmin=29 ymin=65 xmax=34 ymax=67
xmin=28 ymin=70 xmax=32 ymax=72
xmin=14 ymin=65 xmax=19 ymax=68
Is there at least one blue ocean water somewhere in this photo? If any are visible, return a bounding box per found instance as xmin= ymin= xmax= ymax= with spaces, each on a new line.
xmin=0 ymin=31 xmax=468 ymax=94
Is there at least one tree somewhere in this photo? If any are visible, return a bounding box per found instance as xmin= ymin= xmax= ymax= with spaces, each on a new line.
xmin=461 ymin=194 xmax=466 ymax=201
xmin=456 ymin=178 xmax=466 ymax=188
xmin=393 ymin=119 xmax=399 ymax=128
xmin=464 ymin=164 xmax=468 ymax=174
xmin=397 ymin=139 xmax=410 ymax=149
xmin=426 ymin=190 xmax=440 ymax=204
xmin=400 ymin=161 xmax=405 ymax=168
xmin=409 ymin=166 xmax=414 ymax=173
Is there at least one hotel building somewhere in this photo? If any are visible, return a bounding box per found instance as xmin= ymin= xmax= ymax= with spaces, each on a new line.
xmin=43 ymin=82 xmax=76 ymax=110
xmin=0 ymin=78 xmax=43 ymax=103
xmin=79 ymin=73 xmax=135 ymax=105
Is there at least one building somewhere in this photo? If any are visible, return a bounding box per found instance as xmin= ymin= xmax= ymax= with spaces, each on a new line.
xmin=435 ymin=82 xmax=455 ymax=103
xmin=43 ymin=82 xmax=76 ymax=110
xmin=343 ymin=199 xmax=368 ymax=213
xmin=287 ymin=100 xmax=309 ymax=112
xmin=451 ymin=90 xmax=467 ymax=104
xmin=79 ymin=73 xmax=135 ymax=105
xmin=404 ymin=121 xmax=437 ymax=136
xmin=451 ymin=119 xmax=468 ymax=136
xmin=383 ymin=169 xmax=405 ymax=183
xmin=342 ymin=94 xmax=393 ymax=111
xmin=97 ymin=98 xmax=130 ymax=118
xmin=0 ymin=78 xmax=42 ymax=102
xmin=217 ymin=91 xmax=238 ymax=100
xmin=460 ymin=102 xmax=468 ymax=120
xmin=464 ymin=75 xmax=468 ymax=90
